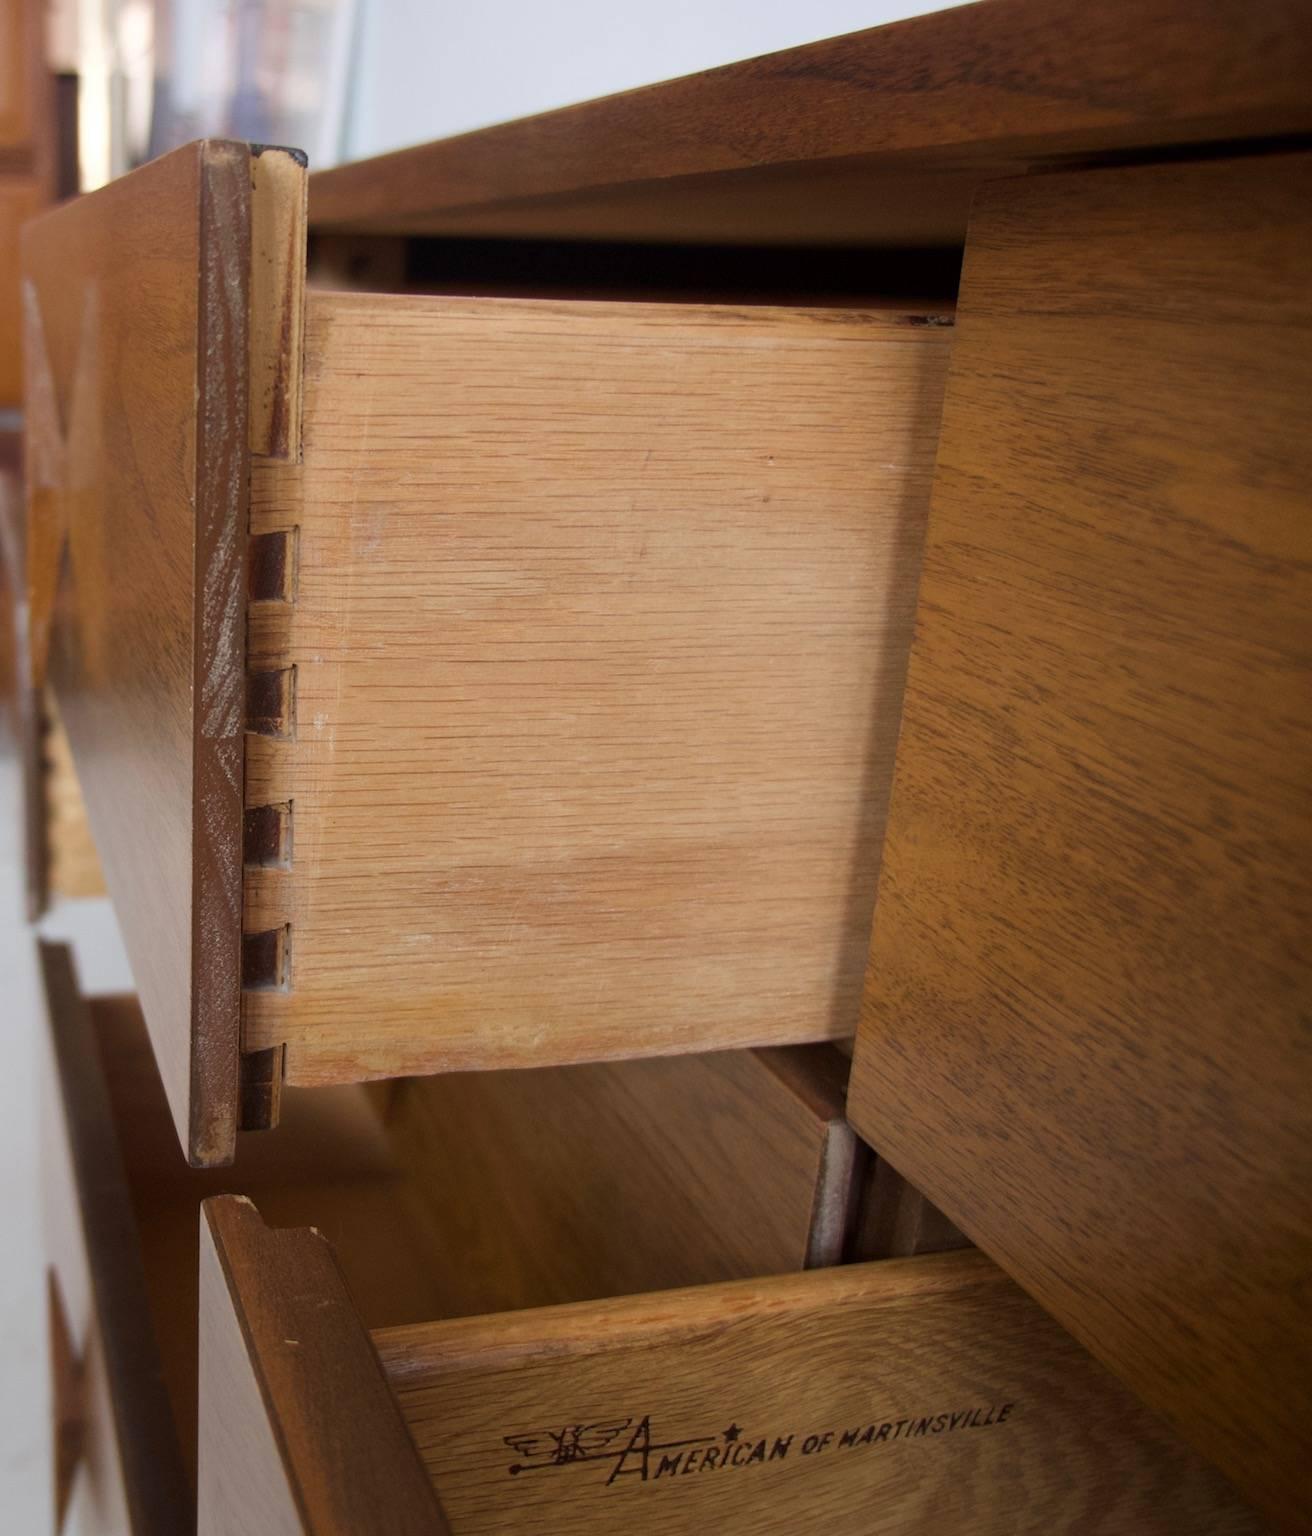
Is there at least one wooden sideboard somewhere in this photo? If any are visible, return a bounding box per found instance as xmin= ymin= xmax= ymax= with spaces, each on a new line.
xmin=25 ymin=2 xmax=1312 ymax=1532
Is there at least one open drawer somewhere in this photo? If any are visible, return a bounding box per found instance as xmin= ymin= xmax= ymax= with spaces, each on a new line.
xmin=22 ymin=140 xmax=952 ymax=1163
xmin=41 ymin=939 xmax=1258 ymax=1534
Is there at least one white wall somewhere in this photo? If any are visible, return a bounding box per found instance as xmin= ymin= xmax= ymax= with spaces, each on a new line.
xmin=343 ymin=0 xmax=969 ymax=163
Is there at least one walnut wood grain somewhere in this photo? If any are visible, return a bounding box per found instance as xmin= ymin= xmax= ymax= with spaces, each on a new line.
xmin=847 ymin=153 xmax=1312 ymax=1532
xmin=243 ymin=292 xmax=949 ymax=1085
xmin=199 ymin=1196 xmax=450 ymax=1536
xmin=23 ymin=140 xmax=306 ymax=1165
xmin=374 ymin=1249 xmax=1258 ymax=1535
xmin=308 ymin=0 xmax=1312 ymax=246
xmin=40 ymin=941 xmax=191 ymax=1536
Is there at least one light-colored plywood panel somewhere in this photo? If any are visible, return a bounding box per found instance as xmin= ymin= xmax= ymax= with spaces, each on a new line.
xmin=375 ymin=1252 xmax=1259 ymax=1536
xmin=847 ymin=154 xmax=1312 ymax=1532
xmin=245 ymin=292 xmax=950 ymax=1085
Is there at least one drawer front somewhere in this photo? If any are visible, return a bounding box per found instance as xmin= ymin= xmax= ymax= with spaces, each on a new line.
xmin=204 ymin=1197 xmax=1257 ymax=1536
xmin=22 ymin=141 xmax=307 ymax=1166
xmin=41 ymin=942 xmax=191 ymax=1536
xmin=199 ymin=1197 xmax=447 ymax=1536
xmin=847 ymin=153 xmax=1312 ymax=1532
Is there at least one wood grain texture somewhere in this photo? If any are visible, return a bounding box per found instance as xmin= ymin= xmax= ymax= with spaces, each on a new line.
xmin=847 ymin=153 xmax=1312 ymax=1532
xmin=23 ymin=141 xmax=305 ymax=1165
xmin=244 ymin=292 xmax=949 ymax=1083
xmin=379 ymin=1044 xmax=857 ymax=1315
xmin=89 ymin=992 xmax=857 ymax=1482
xmin=40 ymin=942 xmax=192 ymax=1536
xmin=199 ymin=1196 xmax=450 ymax=1536
xmin=22 ymin=142 xmax=250 ymax=1165
xmin=308 ymin=0 xmax=1312 ymax=246
xmin=375 ymin=1249 xmax=1259 ymax=1535
xmin=249 ymin=146 xmax=308 ymax=459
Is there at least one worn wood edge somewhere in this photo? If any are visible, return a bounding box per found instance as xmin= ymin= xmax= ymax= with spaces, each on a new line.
xmin=201 ymin=1195 xmax=451 ymax=1535
xmin=806 ymin=1118 xmax=862 ymax=1270
xmin=40 ymin=941 xmax=193 ymax=1536
xmin=308 ymin=0 xmax=1312 ymax=237
xmin=751 ymin=1045 xmax=860 ymax=1268
xmin=249 ymin=147 xmax=308 ymax=460
xmin=188 ymin=141 xmax=255 ymax=1169
xmin=290 ymin=288 xmax=951 ymax=333
xmin=374 ymin=1249 xmax=1002 ymax=1384
xmin=238 ymin=146 xmax=305 ymax=1136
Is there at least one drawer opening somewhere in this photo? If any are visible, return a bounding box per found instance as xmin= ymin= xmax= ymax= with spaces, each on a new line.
xmin=77 ymin=979 xmax=931 ymax=1489
xmin=48 ymin=949 xmax=1254 ymax=1535
xmin=306 ymin=231 xmax=965 ymax=309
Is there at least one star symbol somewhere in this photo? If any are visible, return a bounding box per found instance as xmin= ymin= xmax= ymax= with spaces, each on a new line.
xmin=722 ymin=1423 xmax=742 ymax=1443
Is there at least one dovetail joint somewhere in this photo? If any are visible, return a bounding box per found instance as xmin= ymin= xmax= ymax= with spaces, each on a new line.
xmin=241 ymin=923 xmax=291 ymax=993
xmin=243 ymin=800 xmax=293 ymax=869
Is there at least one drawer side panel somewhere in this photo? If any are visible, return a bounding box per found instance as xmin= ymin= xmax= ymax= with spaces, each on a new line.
xmin=245 ymin=294 xmax=950 ymax=1082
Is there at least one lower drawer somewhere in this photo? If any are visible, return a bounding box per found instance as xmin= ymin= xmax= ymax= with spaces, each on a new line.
xmin=43 ymin=942 xmax=1259 ymax=1534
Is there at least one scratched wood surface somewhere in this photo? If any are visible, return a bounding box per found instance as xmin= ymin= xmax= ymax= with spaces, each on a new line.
xmin=373 ymin=1248 xmax=1259 ymax=1536
xmin=23 ymin=140 xmax=305 ymax=1165
xmin=847 ymin=154 xmax=1312 ymax=1533
xmin=199 ymin=1197 xmax=449 ymax=1536
xmin=244 ymin=292 xmax=949 ymax=1085
xmin=308 ymin=0 xmax=1312 ymax=247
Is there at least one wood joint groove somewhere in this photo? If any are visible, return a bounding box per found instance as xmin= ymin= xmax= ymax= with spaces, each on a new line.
xmin=247 ymin=526 xmax=298 ymax=602
xmin=245 ymin=666 xmax=296 ymax=739
xmin=243 ymin=801 xmax=293 ymax=869
xmin=237 ymin=1044 xmax=285 ymax=1131
xmin=241 ymin=924 xmax=291 ymax=993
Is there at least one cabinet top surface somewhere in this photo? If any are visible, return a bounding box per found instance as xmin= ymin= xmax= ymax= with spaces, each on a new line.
xmin=308 ymin=0 xmax=1312 ymax=246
